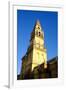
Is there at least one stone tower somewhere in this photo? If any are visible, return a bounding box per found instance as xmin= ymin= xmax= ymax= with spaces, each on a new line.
xmin=20 ymin=20 xmax=47 ymax=79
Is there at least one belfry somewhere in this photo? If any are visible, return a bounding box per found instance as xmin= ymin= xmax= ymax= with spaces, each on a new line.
xmin=20 ymin=20 xmax=47 ymax=79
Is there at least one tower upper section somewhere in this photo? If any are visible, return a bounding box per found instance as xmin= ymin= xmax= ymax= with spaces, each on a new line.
xmin=30 ymin=20 xmax=44 ymax=48
xmin=30 ymin=20 xmax=44 ymax=41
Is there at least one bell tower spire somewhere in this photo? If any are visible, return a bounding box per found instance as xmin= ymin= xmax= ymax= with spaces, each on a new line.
xmin=30 ymin=20 xmax=44 ymax=48
xmin=35 ymin=20 xmax=42 ymax=30
xmin=32 ymin=20 xmax=42 ymax=32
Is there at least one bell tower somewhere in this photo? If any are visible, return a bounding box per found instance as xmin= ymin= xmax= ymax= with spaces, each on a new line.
xmin=29 ymin=20 xmax=47 ymax=70
xmin=20 ymin=20 xmax=47 ymax=79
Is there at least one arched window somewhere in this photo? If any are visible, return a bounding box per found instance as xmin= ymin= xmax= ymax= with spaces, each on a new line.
xmin=39 ymin=32 xmax=40 ymax=36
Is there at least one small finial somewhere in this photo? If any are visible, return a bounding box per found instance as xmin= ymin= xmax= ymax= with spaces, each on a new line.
xmin=36 ymin=20 xmax=40 ymax=25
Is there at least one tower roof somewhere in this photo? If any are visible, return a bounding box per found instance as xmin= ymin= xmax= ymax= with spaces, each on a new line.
xmin=30 ymin=20 xmax=44 ymax=41
xmin=36 ymin=20 xmax=41 ymax=26
xmin=33 ymin=20 xmax=42 ymax=31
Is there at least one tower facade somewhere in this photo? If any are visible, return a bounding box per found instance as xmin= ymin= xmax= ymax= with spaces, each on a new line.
xmin=20 ymin=20 xmax=47 ymax=79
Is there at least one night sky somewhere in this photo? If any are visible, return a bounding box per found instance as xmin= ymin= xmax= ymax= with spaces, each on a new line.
xmin=17 ymin=10 xmax=58 ymax=74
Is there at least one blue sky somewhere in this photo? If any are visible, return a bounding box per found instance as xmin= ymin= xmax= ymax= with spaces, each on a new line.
xmin=17 ymin=10 xmax=58 ymax=74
